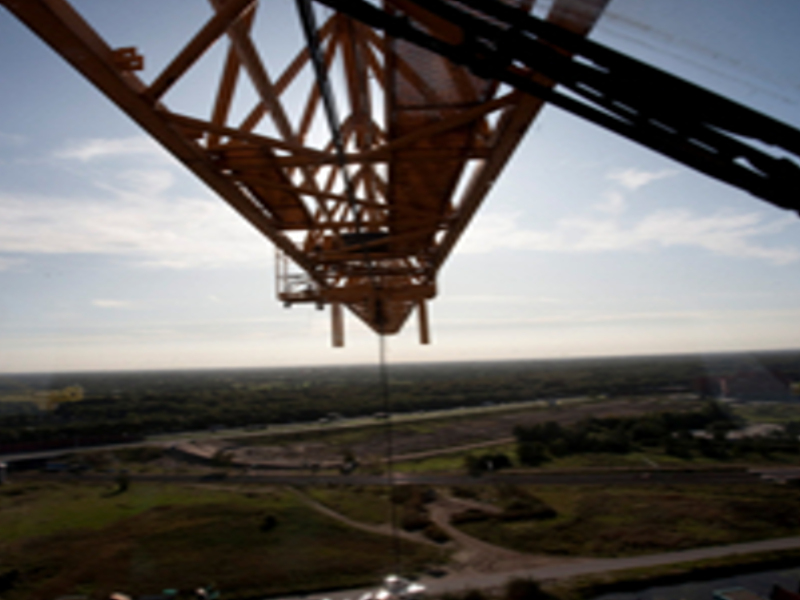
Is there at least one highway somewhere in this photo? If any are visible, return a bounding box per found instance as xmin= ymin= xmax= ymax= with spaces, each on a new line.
xmin=0 ymin=397 xmax=581 ymax=465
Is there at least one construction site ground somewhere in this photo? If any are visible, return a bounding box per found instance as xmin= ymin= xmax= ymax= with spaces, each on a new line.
xmin=172 ymin=396 xmax=684 ymax=469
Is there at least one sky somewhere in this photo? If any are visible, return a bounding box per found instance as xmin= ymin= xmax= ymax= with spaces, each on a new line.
xmin=0 ymin=0 xmax=799 ymax=374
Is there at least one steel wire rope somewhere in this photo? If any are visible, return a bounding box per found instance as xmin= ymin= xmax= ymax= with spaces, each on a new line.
xmin=295 ymin=0 xmax=402 ymax=575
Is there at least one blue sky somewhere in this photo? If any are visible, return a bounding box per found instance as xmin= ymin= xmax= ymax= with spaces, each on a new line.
xmin=0 ymin=0 xmax=798 ymax=373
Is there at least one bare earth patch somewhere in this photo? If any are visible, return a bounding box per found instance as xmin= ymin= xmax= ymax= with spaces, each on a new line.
xmin=178 ymin=398 xmax=680 ymax=469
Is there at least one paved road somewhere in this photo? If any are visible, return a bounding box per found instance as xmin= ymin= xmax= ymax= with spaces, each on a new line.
xmin=0 ymin=397 xmax=578 ymax=465
xmin=279 ymin=536 xmax=800 ymax=600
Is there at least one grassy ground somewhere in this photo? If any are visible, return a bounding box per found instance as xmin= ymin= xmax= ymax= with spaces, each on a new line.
xmin=393 ymin=444 xmax=800 ymax=475
xmin=733 ymin=402 xmax=800 ymax=424
xmin=0 ymin=390 xmax=49 ymax=410
xmin=0 ymin=480 xmax=240 ymax=544
xmin=0 ymin=481 xmax=445 ymax=600
xmin=455 ymin=483 xmax=800 ymax=557
xmin=394 ymin=453 xmax=473 ymax=473
xmin=393 ymin=447 xmax=668 ymax=474
xmin=305 ymin=485 xmax=392 ymax=524
xmin=544 ymin=450 xmax=800 ymax=469
xmin=231 ymin=397 xmax=591 ymax=450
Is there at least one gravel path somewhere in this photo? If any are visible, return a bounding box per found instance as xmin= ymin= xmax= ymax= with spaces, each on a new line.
xmin=275 ymin=534 xmax=800 ymax=600
xmin=290 ymin=487 xmax=438 ymax=547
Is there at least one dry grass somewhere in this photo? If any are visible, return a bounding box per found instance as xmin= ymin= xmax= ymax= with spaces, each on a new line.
xmin=0 ymin=481 xmax=445 ymax=600
xmin=305 ymin=485 xmax=392 ymax=524
xmin=456 ymin=484 xmax=800 ymax=557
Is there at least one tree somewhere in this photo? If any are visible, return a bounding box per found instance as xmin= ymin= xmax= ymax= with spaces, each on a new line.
xmin=464 ymin=455 xmax=485 ymax=477
xmin=517 ymin=442 xmax=548 ymax=466
xmin=115 ymin=469 xmax=130 ymax=494
xmin=504 ymin=578 xmax=551 ymax=600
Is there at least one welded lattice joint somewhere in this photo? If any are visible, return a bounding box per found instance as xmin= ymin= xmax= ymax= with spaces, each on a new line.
xmin=112 ymin=47 xmax=143 ymax=72
xmin=316 ymin=0 xmax=800 ymax=216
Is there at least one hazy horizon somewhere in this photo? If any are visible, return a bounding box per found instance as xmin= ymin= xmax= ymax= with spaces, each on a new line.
xmin=1 ymin=345 xmax=798 ymax=378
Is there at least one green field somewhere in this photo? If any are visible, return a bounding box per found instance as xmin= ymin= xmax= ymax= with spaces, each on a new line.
xmin=0 ymin=481 xmax=445 ymax=600
xmin=733 ymin=402 xmax=800 ymax=424
xmin=305 ymin=485 xmax=392 ymax=525
xmin=455 ymin=483 xmax=800 ymax=557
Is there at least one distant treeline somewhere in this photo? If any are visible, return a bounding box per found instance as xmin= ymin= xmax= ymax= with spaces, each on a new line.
xmin=0 ymin=351 xmax=798 ymax=445
xmin=0 ymin=433 xmax=143 ymax=456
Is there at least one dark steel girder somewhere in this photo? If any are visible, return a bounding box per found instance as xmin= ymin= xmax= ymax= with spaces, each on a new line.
xmin=312 ymin=0 xmax=800 ymax=215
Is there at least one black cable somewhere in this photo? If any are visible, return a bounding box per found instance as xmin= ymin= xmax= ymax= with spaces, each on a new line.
xmin=379 ymin=333 xmax=401 ymax=574
xmin=295 ymin=0 xmax=402 ymax=573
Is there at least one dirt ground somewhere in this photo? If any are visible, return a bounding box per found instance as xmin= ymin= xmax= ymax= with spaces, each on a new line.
xmin=175 ymin=396 xmax=686 ymax=469
xmin=283 ymin=484 xmax=564 ymax=576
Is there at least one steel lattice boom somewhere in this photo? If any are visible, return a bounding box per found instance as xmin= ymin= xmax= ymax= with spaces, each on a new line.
xmin=321 ymin=0 xmax=800 ymax=215
xmin=7 ymin=1 xmax=795 ymax=346
xmin=1 ymin=0 xmax=609 ymax=344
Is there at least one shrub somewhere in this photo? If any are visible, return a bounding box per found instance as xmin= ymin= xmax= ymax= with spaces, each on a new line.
xmin=517 ymin=442 xmax=548 ymax=466
xmin=401 ymin=507 xmax=431 ymax=531
xmin=504 ymin=578 xmax=551 ymax=600
xmin=501 ymin=497 xmax=557 ymax=522
xmin=462 ymin=590 xmax=488 ymax=600
xmin=260 ymin=515 xmax=278 ymax=532
xmin=450 ymin=508 xmax=493 ymax=525
xmin=0 ymin=569 xmax=20 ymax=594
xmin=451 ymin=486 xmax=479 ymax=500
xmin=423 ymin=523 xmax=450 ymax=544
xmin=114 ymin=446 xmax=164 ymax=463
xmin=464 ymin=455 xmax=485 ymax=477
xmin=483 ymin=453 xmax=512 ymax=471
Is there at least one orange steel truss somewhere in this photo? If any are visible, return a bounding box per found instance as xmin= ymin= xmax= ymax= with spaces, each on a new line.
xmin=2 ymin=0 xmax=608 ymax=345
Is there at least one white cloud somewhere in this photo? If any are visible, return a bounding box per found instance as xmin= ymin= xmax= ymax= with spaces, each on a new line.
xmin=92 ymin=299 xmax=134 ymax=309
xmin=460 ymin=209 xmax=800 ymax=265
xmin=631 ymin=210 xmax=799 ymax=263
xmin=594 ymin=190 xmax=626 ymax=214
xmin=109 ymin=168 xmax=176 ymax=197
xmin=0 ymin=131 xmax=25 ymax=146
xmin=0 ymin=182 xmax=269 ymax=269
xmin=607 ymin=167 xmax=677 ymax=190
xmin=0 ymin=136 xmax=269 ymax=269
xmin=55 ymin=136 xmax=169 ymax=162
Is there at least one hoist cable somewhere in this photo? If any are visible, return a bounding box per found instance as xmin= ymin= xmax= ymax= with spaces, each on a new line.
xmin=295 ymin=0 xmax=402 ymax=573
xmin=379 ymin=333 xmax=401 ymax=573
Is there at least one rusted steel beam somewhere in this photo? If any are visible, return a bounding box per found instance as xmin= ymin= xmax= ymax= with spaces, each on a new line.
xmin=147 ymin=0 xmax=256 ymax=101
xmin=2 ymin=0 xmax=322 ymax=282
